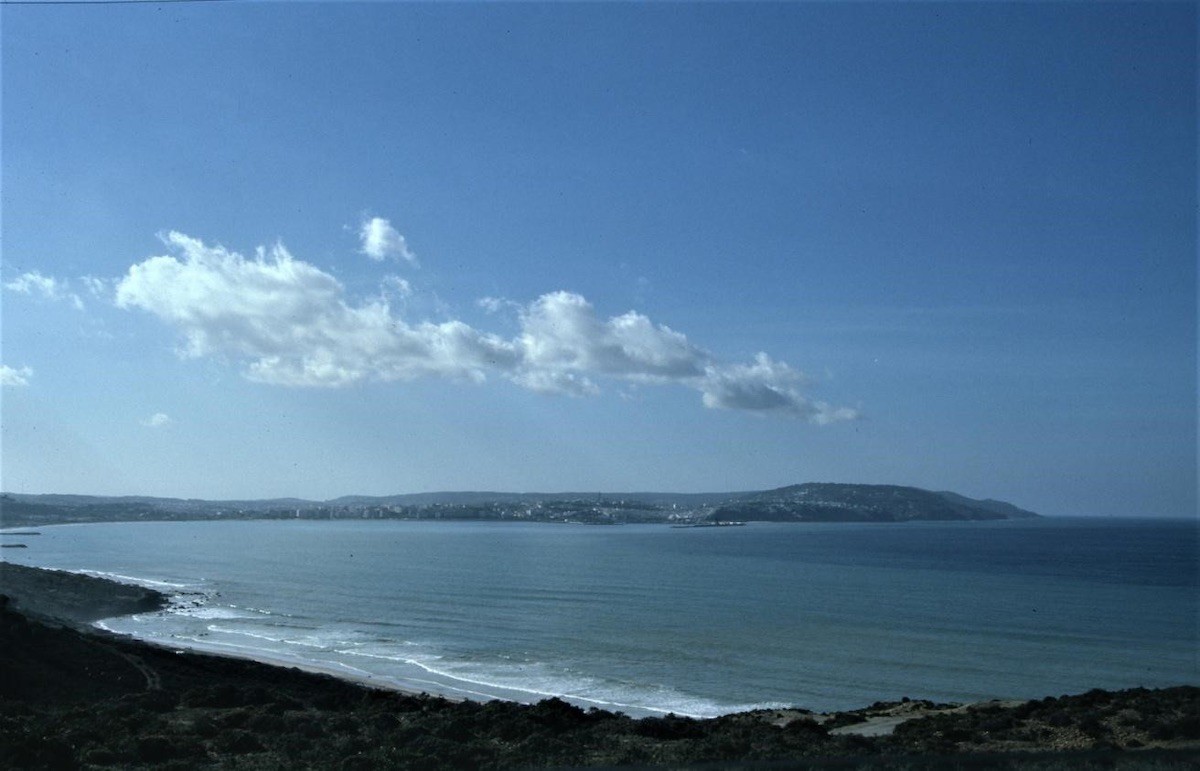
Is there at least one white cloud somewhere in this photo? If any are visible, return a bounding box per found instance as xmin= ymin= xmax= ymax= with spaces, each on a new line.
xmin=81 ymin=276 xmax=111 ymax=299
xmin=698 ymin=353 xmax=859 ymax=421
xmin=141 ymin=412 xmax=173 ymax=428
xmin=0 ymin=364 xmax=32 ymax=387
xmin=116 ymin=232 xmax=515 ymax=387
xmin=514 ymin=291 xmax=709 ymax=386
xmin=359 ymin=217 xmax=417 ymax=265
xmin=113 ymin=231 xmax=856 ymax=422
xmin=4 ymin=271 xmax=58 ymax=295
xmin=478 ymin=296 xmax=517 ymax=314
xmin=381 ymin=275 xmax=412 ymax=300
xmin=4 ymin=271 xmax=83 ymax=310
xmin=511 ymin=369 xmax=600 ymax=397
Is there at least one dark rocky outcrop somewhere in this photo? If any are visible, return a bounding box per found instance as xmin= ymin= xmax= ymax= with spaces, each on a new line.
xmin=0 ymin=562 xmax=167 ymax=626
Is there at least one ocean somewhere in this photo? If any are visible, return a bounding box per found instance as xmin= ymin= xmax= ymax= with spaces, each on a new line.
xmin=1 ymin=517 xmax=1195 ymax=718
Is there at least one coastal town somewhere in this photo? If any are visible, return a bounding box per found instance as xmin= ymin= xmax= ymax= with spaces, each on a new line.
xmin=0 ymin=484 xmax=1038 ymax=529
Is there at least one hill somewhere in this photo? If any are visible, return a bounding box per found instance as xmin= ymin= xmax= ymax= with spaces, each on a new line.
xmin=708 ymin=484 xmax=1040 ymax=523
xmin=0 ymin=484 xmax=1038 ymax=528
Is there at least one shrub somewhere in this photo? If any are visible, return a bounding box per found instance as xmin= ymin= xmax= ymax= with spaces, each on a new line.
xmin=212 ymin=729 xmax=264 ymax=754
xmin=1150 ymin=714 xmax=1200 ymax=741
xmin=527 ymin=697 xmax=587 ymax=730
xmin=136 ymin=735 xmax=180 ymax=763
xmin=1045 ymin=710 xmax=1073 ymax=727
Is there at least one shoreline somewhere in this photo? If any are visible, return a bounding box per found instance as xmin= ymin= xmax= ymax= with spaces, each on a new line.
xmin=0 ymin=561 xmax=739 ymax=716
xmin=94 ymin=617 xmax=451 ymax=700
xmin=3 ymin=559 xmax=1196 ymax=720
xmin=0 ymin=562 xmax=1001 ymax=721
xmin=0 ymin=561 xmax=170 ymax=629
xmin=0 ymin=559 xmax=882 ymax=719
xmin=2 ymin=562 xmax=1198 ymax=768
xmin=0 ymin=561 xmax=473 ymax=702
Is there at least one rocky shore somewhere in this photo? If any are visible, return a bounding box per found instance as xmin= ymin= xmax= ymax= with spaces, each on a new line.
xmin=1 ymin=563 xmax=1197 ymax=769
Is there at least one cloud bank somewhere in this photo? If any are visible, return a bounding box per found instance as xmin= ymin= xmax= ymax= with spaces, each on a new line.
xmin=0 ymin=365 xmax=32 ymax=387
xmin=113 ymin=231 xmax=856 ymax=422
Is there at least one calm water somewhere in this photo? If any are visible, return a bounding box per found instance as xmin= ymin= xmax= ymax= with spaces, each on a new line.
xmin=2 ymin=518 xmax=1195 ymax=717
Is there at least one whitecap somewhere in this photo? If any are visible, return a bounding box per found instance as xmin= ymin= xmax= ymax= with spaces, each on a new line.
xmin=75 ymin=569 xmax=200 ymax=591
xmin=171 ymin=605 xmax=253 ymax=620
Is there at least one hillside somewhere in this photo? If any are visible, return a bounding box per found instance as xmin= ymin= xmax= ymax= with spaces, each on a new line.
xmin=708 ymin=484 xmax=1040 ymax=523
xmin=1 ymin=484 xmax=1038 ymax=528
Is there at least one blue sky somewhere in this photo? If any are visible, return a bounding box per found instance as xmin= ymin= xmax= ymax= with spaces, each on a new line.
xmin=1 ymin=2 xmax=1194 ymax=518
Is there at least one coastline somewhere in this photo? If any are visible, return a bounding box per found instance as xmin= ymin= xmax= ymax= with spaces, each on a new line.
xmin=7 ymin=516 xmax=1193 ymax=719
xmin=0 ymin=561 xmax=169 ymax=629
xmin=2 ymin=563 xmax=1198 ymax=768
xmin=0 ymin=562 xmax=460 ymax=701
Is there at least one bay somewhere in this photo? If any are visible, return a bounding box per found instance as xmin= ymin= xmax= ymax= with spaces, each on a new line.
xmin=2 ymin=518 xmax=1195 ymax=717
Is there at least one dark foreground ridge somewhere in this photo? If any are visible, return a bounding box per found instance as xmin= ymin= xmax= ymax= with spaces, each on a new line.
xmin=1 ymin=565 xmax=1196 ymax=769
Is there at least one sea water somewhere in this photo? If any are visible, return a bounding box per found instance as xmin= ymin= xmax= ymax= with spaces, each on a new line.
xmin=1 ymin=518 xmax=1195 ymax=717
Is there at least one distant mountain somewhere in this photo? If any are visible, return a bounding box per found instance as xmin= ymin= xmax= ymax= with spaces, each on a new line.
xmin=327 ymin=491 xmax=743 ymax=507
xmin=0 ymin=493 xmax=321 ymax=528
xmin=1 ymin=485 xmax=1038 ymax=528
xmin=707 ymin=483 xmax=1039 ymax=523
xmin=2 ymin=493 xmax=316 ymax=512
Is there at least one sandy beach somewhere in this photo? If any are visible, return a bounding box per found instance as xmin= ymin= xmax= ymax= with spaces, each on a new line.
xmin=2 ymin=562 xmax=1197 ymax=769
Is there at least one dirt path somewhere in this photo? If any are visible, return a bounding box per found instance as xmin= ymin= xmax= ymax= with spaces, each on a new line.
xmin=826 ymin=699 xmax=1028 ymax=737
xmin=829 ymin=713 xmax=917 ymax=737
xmin=104 ymin=644 xmax=162 ymax=691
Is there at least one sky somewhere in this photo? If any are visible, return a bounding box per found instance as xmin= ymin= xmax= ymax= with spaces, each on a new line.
xmin=1 ymin=1 xmax=1195 ymax=518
